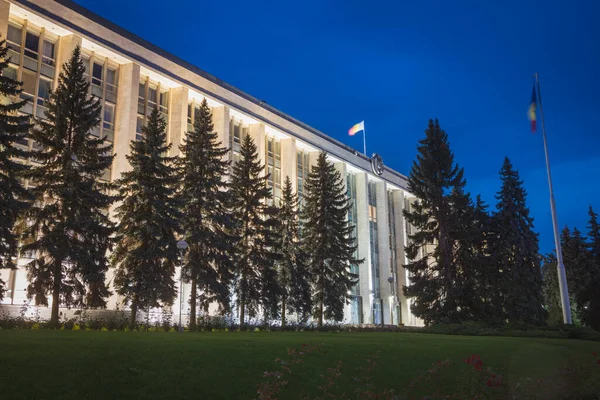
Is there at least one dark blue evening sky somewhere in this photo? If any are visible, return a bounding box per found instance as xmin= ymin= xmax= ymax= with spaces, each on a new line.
xmin=75 ymin=0 xmax=600 ymax=253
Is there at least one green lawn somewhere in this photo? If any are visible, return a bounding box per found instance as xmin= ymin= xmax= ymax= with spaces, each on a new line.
xmin=1 ymin=330 xmax=598 ymax=399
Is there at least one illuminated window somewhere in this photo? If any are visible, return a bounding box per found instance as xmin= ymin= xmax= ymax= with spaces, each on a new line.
xmin=229 ymin=118 xmax=247 ymax=165
xmin=266 ymin=136 xmax=281 ymax=204
xmin=297 ymin=150 xmax=310 ymax=207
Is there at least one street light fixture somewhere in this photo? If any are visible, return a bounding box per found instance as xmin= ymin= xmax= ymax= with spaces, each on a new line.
xmin=177 ymin=240 xmax=188 ymax=332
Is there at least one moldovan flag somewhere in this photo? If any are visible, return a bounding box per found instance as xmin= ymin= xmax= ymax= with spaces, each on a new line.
xmin=348 ymin=121 xmax=365 ymax=136
xmin=528 ymin=85 xmax=537 ymax=133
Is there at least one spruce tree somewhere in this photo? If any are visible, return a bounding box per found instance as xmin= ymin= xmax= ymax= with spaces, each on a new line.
xmin=541 ymin=252 xmax=562 ymax=324
xmin=491 ymin=157 xmax=544 ymax=324
xmin=403 ymin=119 xmax=468 ymax=324
xmin=275 ymin=176 xmax=311 ymax=325
xmin=584 ymin=207 xmax=600 ymax=330
xmin=112 ymin=108 xmax=179 ymax=328
xmin=230 ymin=135 xmax=280 ymax=326
xmin=472 ymin=195 xmax=502 ymax=320
xmin=0 ymin=38 xmax=32 ymax=300
xmin=22 ymin=47 xmax=115 ymax=326
xmin=302 ymin=151 xmax=360 ymax=327
xmin=178 ymin=99 xmax=233 ymax=329
xmin=559 ymin=226 xmax=591 ymax=325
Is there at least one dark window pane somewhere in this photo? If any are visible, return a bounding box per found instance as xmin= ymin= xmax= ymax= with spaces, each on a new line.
xmin=24 ymin=32 xmax=39 ymax=59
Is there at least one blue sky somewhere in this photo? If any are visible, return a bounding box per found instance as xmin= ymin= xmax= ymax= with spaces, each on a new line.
xmin=75 ymin=0 xmax=600 ymax=253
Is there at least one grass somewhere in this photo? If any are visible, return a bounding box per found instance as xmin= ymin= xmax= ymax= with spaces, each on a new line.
xmin=1 ymin=330 xmax=599 ymax=399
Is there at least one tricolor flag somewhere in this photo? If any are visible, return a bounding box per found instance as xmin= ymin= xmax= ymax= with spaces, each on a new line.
xmin=348 ymin=121 xmax=365 ymax=136
xmin=528 ymin=85 xmax=537 ymax=133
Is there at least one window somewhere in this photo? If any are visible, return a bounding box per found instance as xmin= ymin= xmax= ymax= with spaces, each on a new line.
xmin=136 ymin=116 xmax=144 ymax=141
xmin=92 ymin=63 xmax=103 ymax=87
xmin=7 ymin=24 xmax=22 ymax=52
xmin=103 ymin=103 xmax=115 ymax=131
xmin=106 ymin=68 xmax=117 ymax=94
xmin=42 ymin=40 xmax=55 ymax=66
xmin=91 ymin=62 xmax=103 ymax=97
xmin=3 ymin=66 xmax=18 ymax=81
xmin=147 ymin=86 xmax=157 ymax=112
xmin=24 ymin=31 xmax=39 ymax=60
xmin=266 ymin=136 xmax=281 ymax=205
xmin=159 ymin=90 xmax=168 ymax=115
xmin=20 ymin=69 xmax=36 ymax=101
xmin=37 ymin=78 xmax=52 ymax=106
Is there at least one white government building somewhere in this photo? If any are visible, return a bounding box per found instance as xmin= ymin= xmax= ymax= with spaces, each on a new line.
xmin=0 ymin=0 xmax=423 ymax=326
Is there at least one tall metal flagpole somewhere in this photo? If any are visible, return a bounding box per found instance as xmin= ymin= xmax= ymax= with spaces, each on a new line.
xmin=534 ymin=72 xmax=572 ymax=325
xmin=362 ymin=122 xmax=367 ymax=156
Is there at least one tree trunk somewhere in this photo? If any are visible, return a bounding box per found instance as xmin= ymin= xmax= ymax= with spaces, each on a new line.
xmin=189 ymin=277 xmax=197 ymax=330
xmin=281 ymin=297 xmax=286 ymax=327
xmin=318 ymin=280 xmax=324 ymax=328
xmin=50 ymin=262 xmax=61 ymax=328
xmin=239 ymin=286 xmax=246 ymax=331
xmin=130 ymin=301 xmax=138 ymax=330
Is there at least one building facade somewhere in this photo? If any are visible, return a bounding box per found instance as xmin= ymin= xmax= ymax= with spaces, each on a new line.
xmin=0 ymin=0 xmax=422 ymax=326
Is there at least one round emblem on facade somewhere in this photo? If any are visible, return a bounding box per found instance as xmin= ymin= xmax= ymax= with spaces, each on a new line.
xmin=371 ymin=153 xmax=384 ymax=176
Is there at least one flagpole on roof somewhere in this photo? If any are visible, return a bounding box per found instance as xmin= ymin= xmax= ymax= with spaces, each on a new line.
xmin=534 ymin=72 xmax=572 ymax=325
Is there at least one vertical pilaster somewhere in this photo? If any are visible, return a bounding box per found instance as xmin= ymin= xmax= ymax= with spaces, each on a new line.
xmin=55 ymin=34 xmax=82 ymax=78
xmin=355 ymin=172 xmax=372 ymax=323
xmin=0 ymin=0 xmax=10 ymax=39
xmin=248 ymin=123 xmax=266 ymax=170
xmin=280 ymin=138 xmax=297 ymax=192
xmin=111 ymin=62 xmax=140 ymax=178
xmin=168 ymin=86 xmax=188 ymax=156
xmin=375 ymin=181 xmax=392 ymax=324
xmin=392 ymin=190 xmax=410 ymax=325
xmin=212 ymin=105 xmax=230 ymax=151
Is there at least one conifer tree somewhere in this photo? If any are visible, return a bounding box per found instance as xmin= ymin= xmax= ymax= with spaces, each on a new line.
xmin=541 ymin=252 xmax=562 ymax=324
xmin=302 ymin=151 xmax=360 ymax=327
xmin=584 ymin=207 xmax=600 ymax=330
xmin=491 ymin=157 xmax=544 ymax=324
xmin=178 ymin=99 xmax=233 ymax=329
xmin=275 ymin=176 xmax=311 ymax=325
xmin=0 ymin=38 xmax=32 ymax=300
xmin=112 ymin=108 xmax=179 ymax=327
xmin=22 ymin=47 xmax=115 ymax=326
xmin=230 ymin=135 xmax=280 ymax=326
xmin=403 ymin=119 xmax=469 ymax=324
xmin=559 ymin=226 xmax=591 ymax=325
xmin=472 ymin=195 xmax=502 ymax=320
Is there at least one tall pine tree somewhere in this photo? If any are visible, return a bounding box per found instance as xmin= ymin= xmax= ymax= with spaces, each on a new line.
xmin=230 ymin=134 xmax=280 ymax=326
xmin=403 ymin=119 xmax=470 ymax=324
xmin=491 ymin=157 xmax=544 ymax=324
xmin=178 ymin=99 xmax=233 ymax=329
xmin=23 ymin=47 xmax=115 ymax=326
xmin=302 ymin=151 xmax=360 ymax=327
xmin=0 ymin=38 xmax=32 ymax=300
xmin=275 ymin=176 xmax=311 ymax=325
xmin=111 ymin=108 xmax=179 ymax=327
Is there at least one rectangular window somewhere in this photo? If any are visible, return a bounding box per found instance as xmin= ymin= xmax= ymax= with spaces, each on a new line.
xmin=7 ymin=25 xmax=22 ymax=52
xmin=92 ymin=62 xmax=103 ymax=87
xmin=42 ymin=40 xmax=55 ymax=66
xmin=147 ymin=86 xmax=157 ymax=112
xmin=24 ymin=31 xmax=39 ymax=60
xmin=159 ymin=90 xmax=168 ymax=114
xmin=20 ymin=69 xmax=36 ymax=100
xmin=3 ymin=66 xmax=18 ymax=81
xmin=37 ymin=77 xmax=52 ymax=106
xmin=103 ymin=103 xmax=115 ymax=130
xmin=106 ymin=68 xmax=117 ymax=93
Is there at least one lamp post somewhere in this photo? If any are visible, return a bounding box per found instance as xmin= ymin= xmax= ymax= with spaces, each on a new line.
xmin=387 ymin=276 xmax=395 ymax=325
xmin=177 ymin=240 xmax=188 ymax=332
